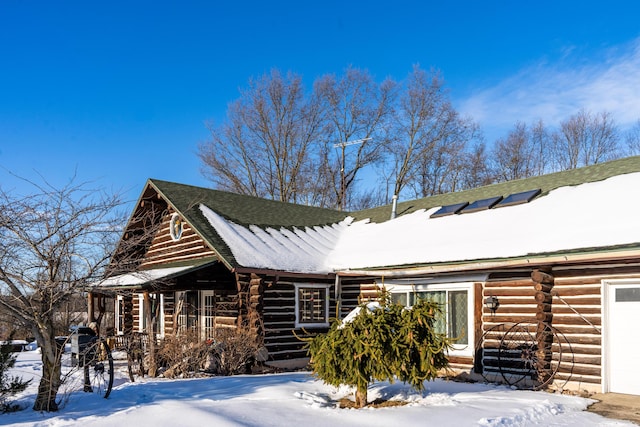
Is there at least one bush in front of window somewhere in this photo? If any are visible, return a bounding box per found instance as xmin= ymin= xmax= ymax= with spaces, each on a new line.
xmin=305 ymin=293 xmax=452 ymax=408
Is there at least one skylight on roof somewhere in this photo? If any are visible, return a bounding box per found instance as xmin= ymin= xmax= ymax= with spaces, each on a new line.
xmin=430 ymin=202 xmax=468 ymax=218
xmin=459 ymin=196 xmax=502 ymax=214
xmin=495 ymin=189 xmax=541 ymax=208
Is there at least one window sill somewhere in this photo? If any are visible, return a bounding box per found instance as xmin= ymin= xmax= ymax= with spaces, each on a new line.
xmin=295 ymin=322 xmax=330 ymax=329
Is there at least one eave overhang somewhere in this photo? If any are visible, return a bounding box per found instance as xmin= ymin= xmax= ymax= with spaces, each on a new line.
xmin=91 ymin=257 xmax=218 ymax=292
xmin=335 ymin=246 xmax=640 ymax=278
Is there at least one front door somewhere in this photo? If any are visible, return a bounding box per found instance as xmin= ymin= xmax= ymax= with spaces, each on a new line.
xmin=605 ymin=281 xmax=640 ymax=395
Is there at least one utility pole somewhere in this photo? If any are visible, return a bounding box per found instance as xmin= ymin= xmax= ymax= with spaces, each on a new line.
xmin=333 ymin=138 xmax=371 ymax=211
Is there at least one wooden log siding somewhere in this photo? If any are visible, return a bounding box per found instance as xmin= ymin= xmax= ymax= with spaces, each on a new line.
xmin=550 ymin=275 xmax=604 ymax=385
xmin=480 ymin=271 xmax=606 ymax=386
xmin=140 ymin=211 xmax=216 ymax=269
xmin=481 ymin=276 xmax=538 ymax=377
xmin=262 ymin=279 xmax=335 ymax=360
xmin=532 ymin=269 xmax=554 ymax=384
xmin=236 ymin=273 xmax=263 ymax=336
xmin=483 ymin=278 xmax=538 ymax=327
xmin=339 ymin=279 xmax=377 ymax=318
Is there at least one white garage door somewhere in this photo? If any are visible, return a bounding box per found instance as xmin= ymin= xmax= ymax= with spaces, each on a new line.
xmin=606 ymin=282 xmax=640 ymax=395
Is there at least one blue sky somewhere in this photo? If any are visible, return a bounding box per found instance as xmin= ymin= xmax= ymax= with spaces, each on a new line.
xmin=1 ymin=1 xmax=639 ymax=204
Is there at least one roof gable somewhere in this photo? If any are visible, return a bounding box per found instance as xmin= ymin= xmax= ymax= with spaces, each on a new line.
xmin=146 ymin=179 xmax=348 ymax=269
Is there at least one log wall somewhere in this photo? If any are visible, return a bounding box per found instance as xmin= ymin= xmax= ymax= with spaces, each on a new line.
xmin=548 ymin=273 xmax=602 ymax=386
xmin=477 ymin=274 xmax=536 ymax=377
xmin=140 ymin=210 xmax=216 ymax=268
xmin=262 ymin=278 xmax=335 ymax=361
xmin=480 ymin=265 xmax=640 ymax=390
xmin=338 ymin=278 xmax=377 ymax=318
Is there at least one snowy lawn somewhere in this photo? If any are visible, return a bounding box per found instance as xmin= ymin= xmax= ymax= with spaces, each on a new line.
xmin=2 ymin=350 xmax=633 ymax=427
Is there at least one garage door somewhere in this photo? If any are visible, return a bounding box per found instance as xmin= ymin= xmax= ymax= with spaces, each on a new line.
xmin=606 ymin=282 xmax=640 ymax=395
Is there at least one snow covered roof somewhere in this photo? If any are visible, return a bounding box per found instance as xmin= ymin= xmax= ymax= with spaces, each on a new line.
xmin=199 ymin=205 xmax=352 ymax=274
xmin=95 ymin=258 xmax=216 ymax=289
xmin=197 ymin=159 xmax=640 ymax=274
xmin=328 ymin=172 xmax=640 ymax=271
xmin=144 ymin=179 xmax=347 ymax=270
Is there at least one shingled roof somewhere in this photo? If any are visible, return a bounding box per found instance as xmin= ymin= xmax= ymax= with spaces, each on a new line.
xmin=353 ymin=155 xmax=640 ymax=223
xmin=130 ymin=155 xmax=640 ymax=274
xmin=146 ymin=179 xmax=347 ymax=269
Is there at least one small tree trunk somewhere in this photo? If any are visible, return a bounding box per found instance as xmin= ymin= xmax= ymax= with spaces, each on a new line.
xmin=33 ymin=349 xmax=62 ymax=411
xmin=355 ymin=387 xmax=367 ymax=408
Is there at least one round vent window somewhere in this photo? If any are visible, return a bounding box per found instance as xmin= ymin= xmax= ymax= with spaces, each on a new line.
xmin=169 ymin=213 xmax=183 ymax=241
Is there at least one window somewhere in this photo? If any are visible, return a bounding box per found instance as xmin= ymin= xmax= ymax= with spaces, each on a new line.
xmin=115 ymin=295 xmax=124 ymax=335
xmin=389 ymin=282 xmax=474 ymax=355
xmin=169 ymin=213 xmax=183 ymax=241
xmin=201 ymin=290 xmax=215 ymax=340
xmin=494 ymin=189 xmax=541 ymax=208
xmin=295 ymin=284 xmax=330 ymax=328
xmin=175 ymin=291 xmax=199 ymax=333
xmin=430 ymin=202 xmax=469 ymax=218
xmin=138 ymin=293 xmax=164 ymax=337
xmin=460 ymin=196 xmax=502 ymax=214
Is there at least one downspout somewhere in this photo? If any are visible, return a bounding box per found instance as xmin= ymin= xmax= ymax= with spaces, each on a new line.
xmin=390 ymin=194 xmax=398 ymax=220
xmin=334 ymin=275 xmax=342 ymax=319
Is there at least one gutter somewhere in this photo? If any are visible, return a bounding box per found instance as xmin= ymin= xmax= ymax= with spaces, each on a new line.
xmin=335 ymin=248 xmax=640 ymax=278
xmin=232 ymin=266 xmax=336 ymax=280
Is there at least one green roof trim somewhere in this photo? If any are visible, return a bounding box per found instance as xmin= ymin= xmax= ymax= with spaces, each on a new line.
xmin=353 ymin=156 xmax=640 ymax=223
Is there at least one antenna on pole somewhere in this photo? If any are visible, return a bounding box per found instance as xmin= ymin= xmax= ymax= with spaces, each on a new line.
xmin=333 ymin=138 xmax=371 ymax=211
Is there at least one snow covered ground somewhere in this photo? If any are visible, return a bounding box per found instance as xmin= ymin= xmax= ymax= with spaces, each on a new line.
xmin=1 ymin=350 xmax=633 ymax=427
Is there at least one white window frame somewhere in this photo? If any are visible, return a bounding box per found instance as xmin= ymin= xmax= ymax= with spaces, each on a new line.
xmin=294 ymin=283 xmax=331 ymax=328
xmin=175 ymin=291 xmax=187 ymax=333
xmin=175 ymin=290 xmax=199 ymax=334
xmin=169 ymin=213 xmax=183 ymax=241
xmin=115 ymin=295 xmax=124 ymax=335
xmin=201 ymin=290 xmax=215 ymax=341
xmin=386 ymin=281 xmax=475 ymax=356
xmin=137 ymin=293 xmax=165 ymax=338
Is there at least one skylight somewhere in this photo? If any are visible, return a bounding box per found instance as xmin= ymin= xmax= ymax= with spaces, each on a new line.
xmin=494 ymin=189 xmax=541 ymax=208
xmin=460 ymin=196 xmax=502 ymax=214
xmin=430 ymin=202 xmax=469 ymax=218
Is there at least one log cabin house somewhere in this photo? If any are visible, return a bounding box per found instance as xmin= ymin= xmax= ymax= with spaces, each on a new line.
xmin=91 ymin=155 xmax=640 ymax=395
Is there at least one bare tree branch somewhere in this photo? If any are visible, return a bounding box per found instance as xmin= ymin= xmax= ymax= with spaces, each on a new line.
xmin=0 ymin=176 xmax=127 ymax=411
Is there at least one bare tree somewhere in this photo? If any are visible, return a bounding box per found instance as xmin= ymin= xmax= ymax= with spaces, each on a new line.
xmin=198 ymin=69 xmax=325 ymax=204
xmin=315 ymin=67 xmax=396 ymax=210
xmin=386 ymin=66 xmax=480 ymax=199
xmin=625 ymin=119 xmax=640 ymax=156
xmin=459 ymin=142 xmax=494 ymax=189
xmin=491 ymin=121 xmax=549 ymax=181
xmin=411 ymin=136 xmax=465 ymax=197
xmin=528 ymin=119 xmax=553 ymax=176
xmin=0 ymin=177 xmax=125 ymax=411
xmin=552 ymin=110 xmax=621 ymax=170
